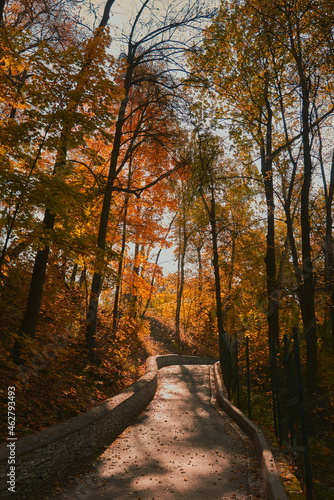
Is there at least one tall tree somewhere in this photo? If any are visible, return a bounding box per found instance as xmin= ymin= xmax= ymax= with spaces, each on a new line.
xmin=12 ymin=0 xmax=117 ymax=363
xmin=0 ymin=0 xmax=86 ymax=272
xmin=189 ymin=2 xmax=280 ymax=345
xmin=174 ymin=180 xmax=192 ymax=343
xmin=190 ymin=0 xmax=334 ymax=396
xmin=190 ymin=130 xmax=226 ymax=366
xmin=85 ymin=0 xmax=211 ymax=359
xmin=253 ymin=0 xmax=334 ymax=395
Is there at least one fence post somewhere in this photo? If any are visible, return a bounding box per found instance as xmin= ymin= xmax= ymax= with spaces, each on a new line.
xmin=269 ymin=338 xmax=281 ymax=444
xmin=293 ymin=327 xmax=313 ymax=499
xmin=219 ymin=329 xmax=225 ymax=382
xmin=269 ymin=339 xmax=280 ymax=441
xmin=246 ymin=335 xmax=251 ymax=419
xmin=226 ymin=334 xmax=231 ymax=399
xmin=284 ymin=334 xmax=298 ymax=463
xmin=235 ymin=334 xmax=240 ymax=407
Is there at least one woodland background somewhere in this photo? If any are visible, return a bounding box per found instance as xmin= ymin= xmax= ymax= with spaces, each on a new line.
xmin=0 ymin=0 xmax=334 ymax=497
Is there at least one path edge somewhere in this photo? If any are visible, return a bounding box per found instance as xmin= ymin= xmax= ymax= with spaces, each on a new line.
xmin=213 ymin=361 xmax=288 ymax=500
xmin=0 ymin=354 xmax=214 ymax=500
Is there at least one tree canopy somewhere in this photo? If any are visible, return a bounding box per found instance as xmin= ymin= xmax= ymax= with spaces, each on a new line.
xmin=1 ymin=0 xmax=334 ymax=496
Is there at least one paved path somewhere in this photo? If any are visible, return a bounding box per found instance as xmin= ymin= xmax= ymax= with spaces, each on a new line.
xmin=49 ymin=365 xmax=265 ymax=500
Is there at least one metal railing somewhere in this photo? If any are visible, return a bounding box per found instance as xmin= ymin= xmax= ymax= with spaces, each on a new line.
xmin=220 ymin=328 xmax=314 ymax=499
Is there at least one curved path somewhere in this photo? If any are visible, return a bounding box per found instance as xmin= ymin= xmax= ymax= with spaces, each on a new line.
xmin=49 ymin=365 xmax=265 ymax=500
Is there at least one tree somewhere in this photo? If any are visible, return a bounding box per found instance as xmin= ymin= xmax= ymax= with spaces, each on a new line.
xmin=253 ymin=0 xmax=334 ymax=395
xmin=174 ymin=178 xmax=193 ymax=343
xmin=85 ymin=0 xmax=212 ymax=359
xmin=193 ymin=131 xmax=225 ymax=364
xmin=11 ymin=0 xmax=118 ymax=363
xmin=0 ymin=0 xmax=87 ymax=274
xmin=189 ymin=2 xmax=281 ymax=347
xmin=189 ymin=0 xmax=334 ymax=397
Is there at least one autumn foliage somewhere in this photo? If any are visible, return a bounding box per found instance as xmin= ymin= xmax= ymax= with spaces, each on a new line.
xmin=1 ymin=0 xmax=334 ymax=497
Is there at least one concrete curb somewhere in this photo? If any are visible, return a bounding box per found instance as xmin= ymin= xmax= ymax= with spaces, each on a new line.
xmin=213 ymin=361 xmax=288 ymax=500
xmin=0 ymin=354 xmax=214 ymax=499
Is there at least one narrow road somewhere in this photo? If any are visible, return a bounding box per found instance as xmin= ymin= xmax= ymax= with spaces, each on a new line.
xmin=49 ymin=365 xmax=265 ymax=500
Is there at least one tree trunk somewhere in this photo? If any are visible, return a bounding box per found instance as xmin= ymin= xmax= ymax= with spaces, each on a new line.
xmin=327 ymin=184 xmax=334 ymax=352
xmin=208 ymin=187 xmax=225 ymax=369
xmin=70 ymin=263 xmax=78 ymax=285
xmin=286 ymin=18 xmax=318 ymax=395
xmin=141 ymin=248 xmax=161 ymax=319
xmin=130 ymin=242 xmax=140 ymax=320
xmin=323 ymin=151 xmax=334 ymax=350
xmin=261 ymin=88 xmax=280 ymax=346
xmin=12 ymin=208 xmax=55 ymax=363
xmin=175 ymin=205 xmax=187 ymax=343
xmin=300 ymin=80 xmax=317 ymax=397
xmin=85 ymin=60 xmax=134 ymax=360
xmin=12 ymin=0 xmax=116 ymax=364
xmin=197 ymin=245 xmax=203 ymax=315
xmin=111 ymin=196 xmax=130 ymax=336
xmin=223 ymin=237 xmax=235 ymax=328
xmin=111 ymin=157 xmax=133 ymax=336
xmin=0 ymin=0 xmax=6 ymax=24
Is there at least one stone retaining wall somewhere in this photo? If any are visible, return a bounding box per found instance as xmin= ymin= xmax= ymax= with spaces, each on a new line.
xmin=0 ymin=355 xmax=214 ymax=500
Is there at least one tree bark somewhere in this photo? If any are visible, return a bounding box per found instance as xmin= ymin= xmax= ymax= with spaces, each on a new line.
xmin=111 ymin=196 xmax=129 ymax=337
xmin=70 ymin=263 xmax=78 ymax=285
xmin=0 ymin=0 xmax=6 ymax=24
xmin=223 ymin=237 xmax=235 ymax=328
xmin=322 ymin=151 xmax=334 ymax=350
xmin=199 ymin=182 xmax=224 ymax=367
xmin=286 ymin=15 xmax=318 ymax=396
xmin=130 ymin=241 xmax=140 ymax=320
xmin=208 ymin=187 xmax=225 ymax=369
xmin=197 ymin=245 xmax=203 ymax=315
xmin=175 ymin=203 xmax=187 ymax=343
xmin=85 ymin=58 xmax=134 ymax=359
xmin=299 ymin=78 xmax=318 ymax=396
xmin=261 ymin=86 xmax=280 ymax=346
xmin=12 ymin=0 xmax=116 ymax=363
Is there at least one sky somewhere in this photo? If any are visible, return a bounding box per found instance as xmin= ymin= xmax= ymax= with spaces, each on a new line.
xmin=156 ymin=247 xmax=178 ymax=273
xmin=96 ymin=0 xmax=219 ymax=55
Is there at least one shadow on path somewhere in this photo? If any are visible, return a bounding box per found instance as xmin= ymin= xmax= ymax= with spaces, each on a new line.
xmin=48 ymin=365 xmax=265 ymax=500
